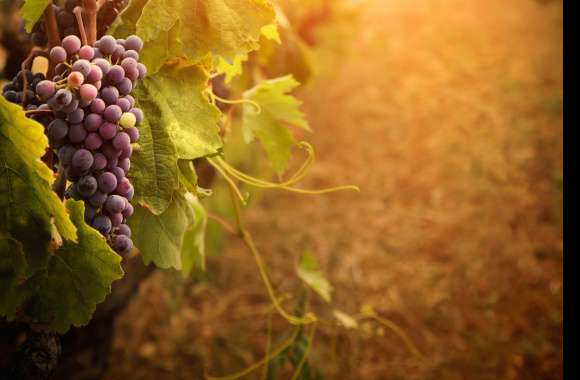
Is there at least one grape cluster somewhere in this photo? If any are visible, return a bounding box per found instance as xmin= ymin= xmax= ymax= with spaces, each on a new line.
xmin=97 ymin=0 xmax=130 ymax=37
xmin=2 ymin=69 xmax=45 ymax=107
xmin=31 ymin=0 xmax=80 ymax=47
xmin=33 ymin=34 xmax=146 ymax=254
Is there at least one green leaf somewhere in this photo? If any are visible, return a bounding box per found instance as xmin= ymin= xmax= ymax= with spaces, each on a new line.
xmin=111 ymin=0 xmax=275 ymax=74
xmin=181 ymin=194 xmax=207 ymax=275
xmin=242 ymin=75 xmax=309 ymax=174
xmin=333 ymin=309 xmax=359 ymax=329
xmin=21 ymin=0 xmax=51 ymax=32
xmin=1 ymin=201 xmax=124 ymax=333
xmin=261 ymin=23 xmax=281 ymax=43
xmin=0 ymin=234 xmax=27 ymax=316
xmin=296 ymin=251 xmax=333 ymax=303
xmin=215 ymin=54 xmax=248 ymax=84
xmin=177 ymin=159 xmax=198 ymax=193
xmin=129 ymin=192 xmax=194 ymax=269
xmin=131 ymin=63 xmax=222 ymax=214
xmin=0 ymin=97 xmax=77 ymax=258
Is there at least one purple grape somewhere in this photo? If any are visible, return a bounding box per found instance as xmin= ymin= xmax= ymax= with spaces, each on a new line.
xmin=72 ymin=148 xmax=94 ymax=171
xmin=118 ymin=158 xmax=130 ymax=173
xmin=106 ymin=65 xmax=125 ymax=84
xmin=53 ymin=89 xmax=73 ymax=107
xmin=110 ymin=166 xmax=125 ymax=181
xmin=68 ymin=123 xmax=87 ymax=144
xmin=112 ymin=235 xmax=133 ymax=253
xmin=50 ymin=46 xmax=67 ymax=64
xmin=112 ymin=45 xmax=126 ymax=62
xmin=122 ymin=203 xmax=134 ymax=218
xmin=80 ymin=84 xmax=98 ymax=102
xmin=92 ymin=215 xmax=112 ymax=235
xmin=101 ymin=86 xmax=119 ymax=104
xmin=125 ymin=185 xmax=134 ymax=201
xmin=85 ymin=132 xmax=103 ymax=150
xmin=115 ymin=177 xmax=131 ymax=196
xmin=121 ymin=57 xmax=137 ymax=72
xmin=102 ymin=142 xmax=121 ymax=159
xmin=124 ymin=66 xmax=139 ymax=81
xmin=66 ymin=183 xmax=82 ymax=200
xmin=87 ymin=65 xmax=103 ymax=83
xmin=84 ymin=205 xmax=96 ymax=224
xmin=79 ymin=45 xmax=95 ymax=60
xmin=58 ymin=145 xmax=77 ymax=166
xmin=99 ymin=122 xmax=118 ymax=140
xmin=90 ymin=98 xmax=106 ymax=114
xmin=116 ymin=224 xmax=131 ymax=237
xmin=92 ymin=152 xmax=107 ymax=170
xmin=88 ymin=191 xmax=107 ymax=208
xmin=123 ymin=50 xmax=139 ymax=61
xmin=77 ymin=175 xmax=98 ymax=197
xmin=105 ymin=194 xmax=126 ymax=214
xmin=116 ymin=38 xmax=126 ymax=46
xmin=125 ymin=127 xmax=139 ymax=143
xmin=116 ymin=77 xmax=133 ymax=95
xmin=72 ymin=59 xmax=92 ymax=77
xmin=112 ymin=132 xmax=130 ymax=151
xmin=106 ymin=157 xmax=119 ymax=170
xmin=84 ymin=113 xmax=103 ymax=131
xmin=124 ymin=95 xmax=135 ymax=108
xmin=110 ymin=212 xmax=123 ymax=227
xmin=36 ymin=80 xmax=56 ymax=100
xmin=137 ymin=63 xmax=147 ymax=79
xmin=55 ymin=63 xmax=68 ymax=75
xmin=61 ymin=97 xmax=79 ymax=114
xmin=66 ymin=108 xmax=84 ymax=124
xmin=92 ymin=58 xmax=111 ymax=76
xmin=98 ymin=35 xmax=117 ymax=55
xmin=124 ymin=35 xmax=143 ymax=52
xmin=129 ymin=107 xmax=143 ymax=125
xmin=119 ymin=144 xmax=133 ymax=159
xmin=104 ymin=105 xmax=122 ymax=122
xmin=48 ymin=119 xmax=69 ymax=140
xmin=62 ymin=35 xmax=81 ymax=55
xmin=116 ymin=97 xmax=131 ymax=112
xmin=98 ymin=172 xmax=118 ymax=193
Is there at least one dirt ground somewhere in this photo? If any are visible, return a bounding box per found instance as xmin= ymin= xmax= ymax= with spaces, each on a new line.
xmin=106 ymin=0 xmax=563 ymax=379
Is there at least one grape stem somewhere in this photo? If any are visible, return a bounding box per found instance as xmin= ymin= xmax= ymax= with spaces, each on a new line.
xmin=24 ymin=109 xmax=54 ymax=116
xmin=44 ymin=3 xmax=61 ymax=49
xmin=73 ymin=6 xmax=89 ymax=46
xmin=83 ymin=0 xmax=98 ymax=45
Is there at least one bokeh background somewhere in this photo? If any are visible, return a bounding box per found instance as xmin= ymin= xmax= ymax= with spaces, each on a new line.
xmin=1 ymin=0 xmax=563 ymax=378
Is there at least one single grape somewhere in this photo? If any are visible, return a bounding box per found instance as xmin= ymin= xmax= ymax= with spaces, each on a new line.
xmin=101 ymin=86 xmax=119 ymax=104
xmin=87 ymin=65 xmax=103 ymax=83
xmin=85 ymin=132 xmax=103 ymax=150
xmin=84 ymin=113 xmax=103 ymax=131
xmin=98 ymin=35 xmax=117 ymax=55
xmin=137 ymin=63 xmax=147 ymax=79
xmin=92 ymin=58 xmax=111 ymax=76
xmin=93 ymin=48 xmax=104 ymax=59
xmin=84 ymin=205 xmax=96 ymax=224
xmin=119 ymin=112 xmax=136 ymax=128
xmin=112 ymin=131 xmax=130 ymax=151
xmin=129 ymin=107 xmax=143 ymax=125
xmin=119 ymin=144 xmax=132 ymax=159
xmin=50 ymin=46 xmax=67 ymax=64
xmin=116 ymin=224 xmax=131 ymax=237
xmin=120 ymin=57 xmax=137 ymax=72
xmin=68 ymin=123 xmax=87 ymax=144
xmin=124 ymin=94 xmax=135 ymax=108
xmin=118 ymin=157 xmax=130 ymax=173
xmin=92 ymin=215 xmax=112 ymax=235
xmin=116 ymin=39 xmax=126 ymax=46
xmin=116 ymin=77 xmax=133 ymax=95
xmin=90 ymin=98 xmax=106 ymax=114
xmin=125 ymin=185 xmax=134 ymax=201
xmin=79 ymin=45 xmax=95 ymax=60
xmin=106 ymin=157 xmax=119 ymax=170
xmin=71 ymin=148 xmax=94 ymax=171
xmin=106 ymin=65 xmax=125 ymax=84
xmin=62 ymin=35 xmax=82 ymax=55
xmin=105 ymin=194 xmax=126 ymax=214
xmin=67 ymin=71 xmax=84 ymax=88
xmin=124 ymin=66 xmax=139 ymax=81
xmin=93 ymin=80 xmax=102 ymax=90
xmin=36 ymin=80 xmax=56 ymax=100
xmin=88 ymin=191 xmax=107 ymax=208
xmin=77 ymin=175 xmax=98 ymax=197
xmin=80 ymin=84 xmax=98 ymax=102
xmin=3 ymin=91 xmax=20 ymax=104
xmin=112 ymin=235 xmax=133 ymax=253
xmin=48 ymin=119 xmax=69 ymax=140
xmin=123 ymin=50 xmax=139 ymax=61
xmin=102 ymin=142 xmax=122 ymax=160
xmin=110 ymin=166 xmax=125 ymax=181
xmin=99 ymin=122 xmax=118 ymax=140
xmin=53 ymin=88 xmax=73 ymax=107
xmin=112 ymin=44 xmax=126 ymax=62
xmin=124 ymin=35 xmax=143 ymax=52
xmin=115 ymin=177 xmax=131 ymax=196
xmin=72 ymin=59 xmax=92 ymax=77
xmin=58 ymin=144 xmax=77 ymax=166
xmin=98 ymin=171 xmax=118 ymax=193
xmin=109 ymin=212 xmax=123 ymax=227
xmin=66 ymin=108 xmax=84 ymax=124
xmin=61 ymin=97 xmax=79 ymax=114
xmin=104 ymin=104 xmax=122 ymax=122
xmin=122 ymin=202 xmax=134 ymax=218
xmin=65 ymin=183 xmax=82 ymax=200
xmin=92 ymin=152 xmax=107 ymax=170
xmin=116 ymin=97 xmax=131 ymax=112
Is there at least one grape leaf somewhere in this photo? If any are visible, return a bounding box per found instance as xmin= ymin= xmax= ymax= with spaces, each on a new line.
xmin=180 ymin=194 xmax=207 ymax=275
xmin=0 ymin=97 xmax=77 ymax=258
xmin=111 ymin=0 xmax=275 ymax=74
xmin=296 ymin=250 xmax=333 ymax=303
xmin=131 ymin=63 xmax=222 ymax=215
xmin=215 ymin=54 xmax=248 ymax=84
xmin=1 ymin=201 xmax=124 ymax=333
xmin=21 ymin=0 xmax=51 ymax=32
xmin=0 ymin=234 xmax=27 ymax=316
xmin=129 ymin=192 xmax=194 ymax=269
xmin=242 ymin=75 xmax=310 ymax=174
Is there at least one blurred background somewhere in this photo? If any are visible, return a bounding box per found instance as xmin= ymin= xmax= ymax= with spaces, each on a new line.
xmin=1 ymin=0 xmax=563 ymax=378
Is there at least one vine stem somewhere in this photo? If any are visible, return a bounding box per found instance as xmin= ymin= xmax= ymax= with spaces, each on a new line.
xmin=25 ymin=109 xmax=54 ymax=116
xmin=44 ymin=3 xmax=61 ymax=48
xmin=73 ymin=6 xmax=88 ymax=46
xmin=82 ymin=0 xmax=97 ymax=44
